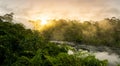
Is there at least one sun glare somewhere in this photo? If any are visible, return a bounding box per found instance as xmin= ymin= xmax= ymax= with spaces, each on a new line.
xmin=31 ymin=15 xmax=50 ymax=27
xmin=40 ymin=18 xmax=47 ymax=25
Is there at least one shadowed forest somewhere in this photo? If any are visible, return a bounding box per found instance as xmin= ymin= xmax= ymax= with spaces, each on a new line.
xmin=0 ymin=13 xmax=120 ymax=66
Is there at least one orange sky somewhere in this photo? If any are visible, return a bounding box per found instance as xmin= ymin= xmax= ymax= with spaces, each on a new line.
xmin=0 ymin=0 xmax=120 ymax=22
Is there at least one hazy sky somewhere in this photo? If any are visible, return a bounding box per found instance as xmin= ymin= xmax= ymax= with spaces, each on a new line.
xmin=0 ymin=0 xmax=120 ymax=21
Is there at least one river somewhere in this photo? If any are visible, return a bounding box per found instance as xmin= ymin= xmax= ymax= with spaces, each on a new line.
xmin=50 ymin=41 xmax=120 ymax=66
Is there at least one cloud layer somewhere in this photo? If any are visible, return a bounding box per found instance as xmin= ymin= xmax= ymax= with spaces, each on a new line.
xmin=0 ymin=0 xmax=120 ymax=21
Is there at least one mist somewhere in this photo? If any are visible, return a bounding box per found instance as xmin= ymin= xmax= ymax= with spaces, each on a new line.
xmin=95 ymin=52 xmax=120 ymax=66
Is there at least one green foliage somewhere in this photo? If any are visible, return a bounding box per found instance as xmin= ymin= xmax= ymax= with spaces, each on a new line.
xmin=0 ymin=13 xmax=45 ymax=65
xmin=12 ymin=56 xmax=31 ymax=66
xmin=117 ymin=64 xmax=120 ymax=66
xmin=80 ymin=55 xmax=108 ymax=66
xmin=30 ymin=48 xmax=108 ymax=66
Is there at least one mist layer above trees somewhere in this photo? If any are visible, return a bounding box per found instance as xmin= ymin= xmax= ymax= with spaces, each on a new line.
xmin=36 ymin=18 xmax=120 ymax=47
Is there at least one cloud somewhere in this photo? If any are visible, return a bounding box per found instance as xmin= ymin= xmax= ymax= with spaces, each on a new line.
xmin=0 ymin=0 xmax=120 ymax=21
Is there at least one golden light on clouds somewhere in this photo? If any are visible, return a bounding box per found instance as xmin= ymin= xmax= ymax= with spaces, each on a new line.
xmin=0 ymin=0 xmax=120 ymax=26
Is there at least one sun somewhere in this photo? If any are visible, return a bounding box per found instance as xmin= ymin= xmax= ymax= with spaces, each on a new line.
xmin=30 ymin=15 xmax=50 ymax=26
xmin=41 ymin=18 xmax=47 ymax=25
xmin=40 ymin=17 xmax=49 ymax=25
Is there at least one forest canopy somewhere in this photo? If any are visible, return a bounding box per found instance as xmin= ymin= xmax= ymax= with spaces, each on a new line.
xmin=1 ymin=13 xmax=120 ymax=66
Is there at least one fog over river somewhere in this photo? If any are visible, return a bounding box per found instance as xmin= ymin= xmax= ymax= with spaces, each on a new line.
xmin=50 ymin=41 xmax=120 ymax=66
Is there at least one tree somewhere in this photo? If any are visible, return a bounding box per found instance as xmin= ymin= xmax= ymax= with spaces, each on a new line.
xmin=0 ymin=12 xmax=14 ymax=22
